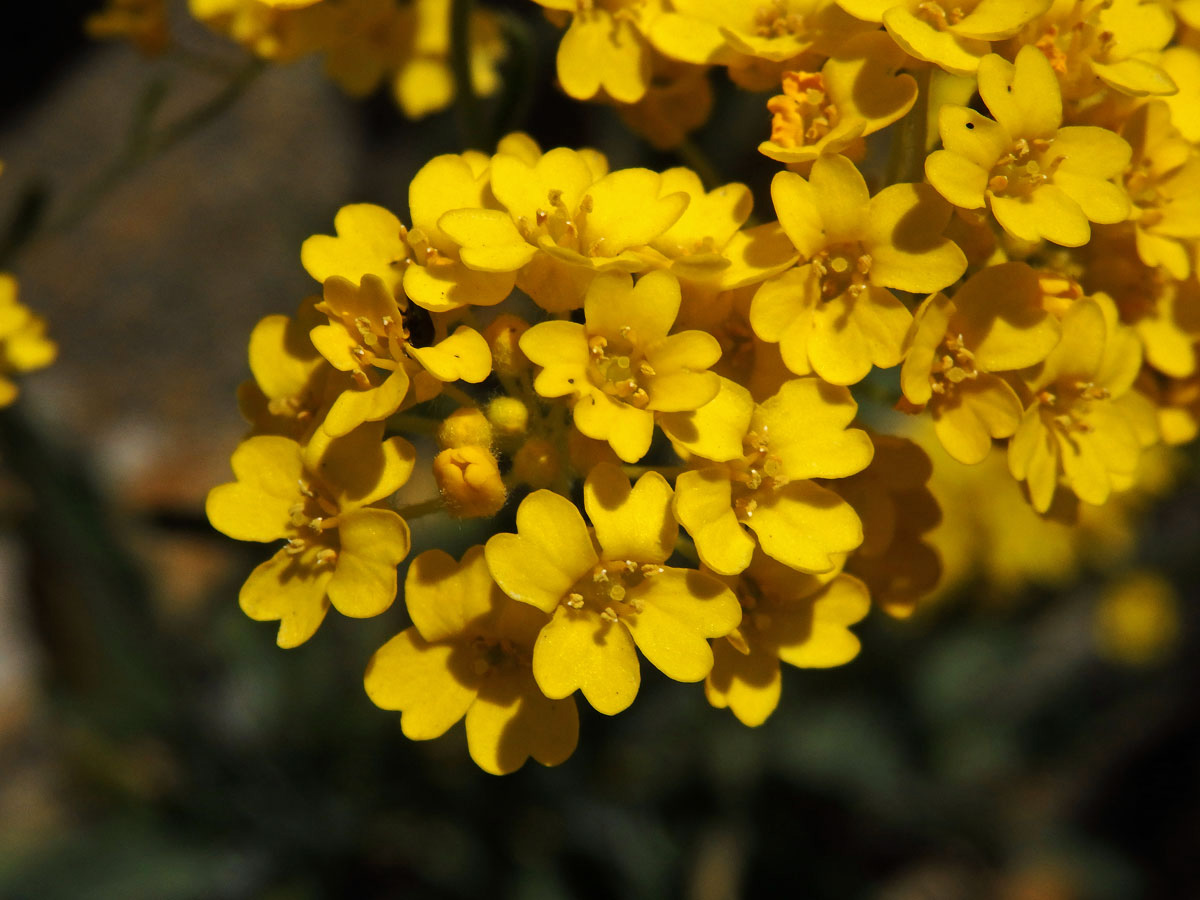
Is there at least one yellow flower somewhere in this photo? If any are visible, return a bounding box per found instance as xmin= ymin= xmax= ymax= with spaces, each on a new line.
xmin=364 ymin=547 xmax=578 ymax=774
xmin=86 ymin=0 xmax=170 ymax=55
xmin=615 ymin=57 xmax=713 ymax=150
xmin=1008 ymin=294 xmax=1151 ymax=512
xmin=835 ymin=433 xmax=943 ymax=618
xmin=1012 ymin=0 xmax=1177 ymax=102
xmin=439 ymin=145 xmax=688 ymax=311
xmin=484 ymin=464 xmax=741 ymax=715
xmin=188 ymin=0 xmax=328 ymax=61
xmin=0 ymin=274 xmax=56 ymax=409
xmin=705 ymin=553 xmax=869 ymax=726
xmin=534 ymin=0 xmax=657 ymax=103
xmin=1120 ymin=100 xmax=1200 ymax=281
xmin=900 ymin=262 xmax=1062 ymax=464
xmin=1093 ymin=570 xmax=1179 ymax=666
xmin=751 ymin=154 xmax=966 ymax=385
xmin=1159 ymin=46 xmax=1200 ymax=143
xmin=758 ymin=32 xmax=919 ymax=166
xmin=302 ymin=153 xmax=515 ymax=313
xmin=673 ymin=377 xmax=872 ymax=576
xmin=237 ymin=298 xmax=337 ymax=439
xmin=308 ymin=274 xmax=490 ymax=436
xmin=650 ymin=0 xmax=870 ymax=70
xmin=206 ymin=424 xmax=416 ymax=647
xmin=926 ymin=46 xmax=1132 ymax=248
xmin=391 ymin=0 xmax=507 ymax=118
xmin=837 ymin=0 xmax=1052 ymax=75
xmin=519 ymin=270 xmax=721 ymax=463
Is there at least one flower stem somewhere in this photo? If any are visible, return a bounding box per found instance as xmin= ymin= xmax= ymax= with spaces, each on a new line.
xmin=394 ymin=497 xmax=445 ymax=520
xmin=886 ymin=65 xmax=932 ymax=186
xmin=451 ymin=0 xmax=483 ymax=150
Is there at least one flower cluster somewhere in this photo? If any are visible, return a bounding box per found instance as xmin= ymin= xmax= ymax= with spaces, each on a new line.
xmin=208 ymin=2 xmax=1200 ymax=772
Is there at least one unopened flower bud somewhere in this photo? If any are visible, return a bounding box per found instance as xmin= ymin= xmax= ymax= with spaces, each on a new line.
xmin=432 ymin=446 xmax=507 ymax=518
xmin=486 ymin=396 xmax=529 ymax=438
xmin=436 ymin=407 xmax=493 ymax=449
xmin=483 ymin=314 xmax=531 ymax=375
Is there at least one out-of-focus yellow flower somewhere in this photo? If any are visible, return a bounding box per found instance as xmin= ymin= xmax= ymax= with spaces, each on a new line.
xmin=650 ymin=0 xmax=871 ymax=76
xmin=752 ymin=154 xmax=966 ymax=385
xmin=926 ymin=46 xmax=1132 ymax=247
xmin=1094 ymin=570 xmax=1180 ymax=665
xmin=1120 ymin=100 xmax=1200 ymax=281
xmin=519 ymin=270 xmax=721 ymax=462
xmin=1159 ymin=46 xmax=1200 ymax=143
xmin=615 ymin=57 xmax=713 ymax=150
xmin=189 ymin=0 xmax=328 ymax=61
xmin=0 ymin=275 xmax=56 ymax=409
xmin=365 ymin=547 xmax=578 ymax=774
xmin=758 ymin=32 xmax=918 ymax=165
xmin=206 ymin=424 xmax=415 ymax=647
xmin=1009 ymin=294 xmax=1151 ymax=512
xmin=1011 ymin=0 xmax=1178 ymax=102
xmin=705 ymin=553 xmax=869 ymax=726
xmin=432 ymin=445 xmax=507 ymax=517
xmin=485 ymin=465 xmax=742 ymax=715
xmin=838 ymin=0 xmax=1052 ymax=75
xmin=534 ymin=0 xmax=658 ymax=103
xmin=673 ymin=377 xmax=872 ymax=575
xmin=86 ymin=0 xmax=170 ymax=55
xmin=900 ymin=262 xmax=1061 ymax=463
xmin=836 ymin=433 xmax=942 ymax=618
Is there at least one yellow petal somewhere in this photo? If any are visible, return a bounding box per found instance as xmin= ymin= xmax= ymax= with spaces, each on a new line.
xmin=557 ymin=10 xmax=648 ymax=104
xmin=300 ymin=203 xmax=405 ymax=295
xmin=674 ymin=468 xmax=755 ymax=575
xmin=585 ymin=269 xmax=680 ymax=346
xmin=705 ymin=638 xmax=782 ymax=727
xmin=808 ymin=154 xmax=869 ymax=244
xmin=584 ymin=464 xmax=677 ymax=564
xmin=770 ymin=171 xmax=825 ymax=259
xmin=326 ymin=508 xmax=410 ymax=618
xmin=437 ymin=208 xmax=537 ymax=273
xmin=239 ymin=547 xmax=332 ymax=648
xmin=572 ymin=389 xmax=655 ymax=463
xmin=402 ymin=260 xmax=515 ymax=313
xmin=485 ymin=490 xmax=598 ymax=614
xmin=322 ymin=366 xmax=411 ymax=437
xmin=952 ymin=262 xmax=1061 ymax=370
xmin=659 ymin=376 xmax=754 ymax=463
xmin=754 ymin=378 xmax=874 ymax=479
xmin=363 ymin=629 xmax=478 ymax=739
xmin=582 ymin=170 xmax=689 ymax=255
xmin=884 ymin=7 xmax=989 ymax=76
xmin=809 ymin=287 xmax=911 ymax=385
xmin=466 ymin=669 xmax=579 ymax=774
xmin=532 ymin=605 xmax=640 ymax=714
xmin=745 ymin=480 xmax=863 ymax=573
xmin=951 ymin=0 xmax=1051 ymax=41
xmin=938 ymin=105 xmax=1010 ymax=170
xmin=925 ymin=149 xmax=990 ymax=211
xmin=772 ymin=574 xmax=869 ymax=668
xmin=206 ymin=436 xmax=303 ymax=542
xmin=405 ymin=546 xmax=499 ymax=643
xmin=308 ymin=426 xmax=416 ymax=509
xmin=409 ymin=326 xmax=492 ymax=383
xmin=989 ymin=185 xmax=1090 ymax=247
xmin=625 ymin=568 xmax=741 ymax=682
xmin=864 ymin=183 xmax=966 ymax=293
xmin=933 ymin=376 xmax=1022 ymax=464
xmin=978 ymin=46 xmax=1061 ymax=139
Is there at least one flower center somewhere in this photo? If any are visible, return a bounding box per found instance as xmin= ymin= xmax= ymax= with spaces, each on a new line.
xmin=587 ymin=328 xmax=654 ymax=408
xmin=916 ymin=0 xmax=973 ymax=29
xmin=812 ymin=242 xmax=872 ymax=300
xmin=988 ymin=137 xmax=1062 ymax=199
xmin=729 ymin=429 xmax=787 ymax=521
xmin=468 ymin=635 xmax=526 ymax=675
xmin=754 ymin=1 xmax=808 ymax=38
xmin=768 ymin=72 xmax=840 ymax=149
xmin=517 ymin=190 xmax=608 ymax=256
xmin=1037 ymin=379 xmax=1111 ymax=435
xmin=928 ymin=333 xmax=979 ymax=397
xmin=283 ymin=478 xmax=342 ymax=566
xmin=562 ymin=560 xmax=663 ymax=623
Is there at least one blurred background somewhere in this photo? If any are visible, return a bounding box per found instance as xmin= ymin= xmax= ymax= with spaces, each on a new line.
xmin=0 ymin=2 xmax=1198 ymax=898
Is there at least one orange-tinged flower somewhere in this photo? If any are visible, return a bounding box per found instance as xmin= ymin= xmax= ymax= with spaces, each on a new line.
xmin=1009 ymin=294 xmax=1152 ymax=512
xmin=484 ymin=465 xmax=742 ymax=715
xmin=838 ymin=0 xmax=1052 ymax=75
xmin=673 ymin=377 xmax=872 ymax=575
xmin=364 ymin=547 xmax=578 ymax=775
xmin=206 ymin=423 xmax=415 ymax=647
xmin=519 ymin=270 xmax=721 ymax=462
xmin=758 ymin=32 xmax=918 ymax=165
xmin=900 ymin=262 xmax=1062 ymax=464
xmin=925 ymin=46 xmax=1132 ymax=247
xmin=0 ymin=275 xmax=56 ymax=409
xmin=751 ymin=154 xmax=966 ymax=385
xmin=705 ymin=552 xmax=869 ymax=726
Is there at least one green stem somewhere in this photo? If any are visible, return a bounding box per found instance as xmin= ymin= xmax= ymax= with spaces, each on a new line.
xmin=441 ymin=382 xmax=477 ymax=408
xmin=450 ymin=0 xmax=483 ymax=149
xmin=394 ymin=497 xmax=444 ymax=520
xmin=886 ymin=65 xmax=931 ymax=186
